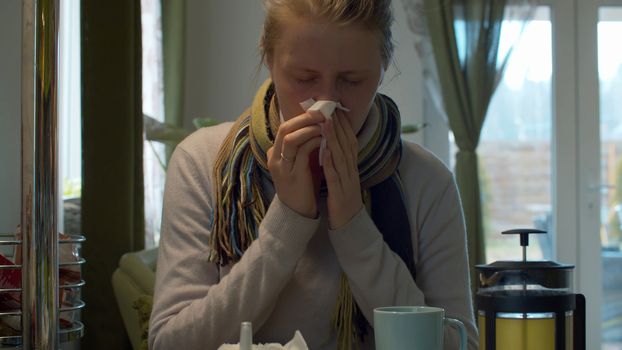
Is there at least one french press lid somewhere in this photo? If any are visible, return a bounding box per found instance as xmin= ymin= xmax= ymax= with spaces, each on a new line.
xmin=476 ymin=229 xmax=574 ymax=295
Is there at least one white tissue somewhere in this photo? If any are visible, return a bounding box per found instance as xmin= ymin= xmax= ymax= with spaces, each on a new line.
xmin=299 ymin=99 xmax=316 ymax=111
xmin=299 ymin=99 xmax=349 ymax=165
xmin=300 ymin=98 xmax=349 ymax=121
xmin=217 ymin=330 xmax=309 ymax=350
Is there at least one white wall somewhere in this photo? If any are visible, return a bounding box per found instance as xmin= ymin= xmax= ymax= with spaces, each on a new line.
xmin=184 ymin=1 xmax=268 ymax=129
xmin=381 ymin=1 xmax=425 ymax=145
xmin=0 ymin=0 xmax=22 ymax=233
xmin=184 ymin=0 xmax=424 ymax=145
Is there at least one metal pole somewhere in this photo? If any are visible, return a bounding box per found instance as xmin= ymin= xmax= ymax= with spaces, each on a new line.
xmin=21 ymin=0 xmax=61 ymax=348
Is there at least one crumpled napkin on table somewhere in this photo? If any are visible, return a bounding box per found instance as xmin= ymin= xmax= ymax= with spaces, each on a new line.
xmin=217 ymin=330 xmax=309 ymax=350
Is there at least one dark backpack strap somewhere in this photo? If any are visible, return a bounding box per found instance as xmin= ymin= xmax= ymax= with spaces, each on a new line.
xmin=370 ymin=174 xmax=416 ymax=278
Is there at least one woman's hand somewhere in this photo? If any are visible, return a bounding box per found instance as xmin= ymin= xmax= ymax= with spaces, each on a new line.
xmin=267 ymin=111 xmax=325 ymax=218
xmin=322 ymin=109 xmax=363 ymax=229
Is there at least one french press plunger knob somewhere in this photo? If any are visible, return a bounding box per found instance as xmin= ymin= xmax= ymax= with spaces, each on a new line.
xmin=501 ymin=228 xmax=547 ymax=262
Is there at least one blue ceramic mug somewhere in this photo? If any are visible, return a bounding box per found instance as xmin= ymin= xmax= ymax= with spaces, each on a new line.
xmin=374 ymin=306 xmax=467 ymax=350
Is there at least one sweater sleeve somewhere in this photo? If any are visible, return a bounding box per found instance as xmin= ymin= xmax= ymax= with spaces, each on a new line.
xmin=148 ymin=145 xmax=320 ymax=350
xmin=328 ymin=159 xmax=478 ymax=349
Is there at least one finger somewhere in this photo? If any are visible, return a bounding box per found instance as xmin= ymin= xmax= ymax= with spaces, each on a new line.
xmin=333 ymin=113 xmax=357 ymax=177
xmin=282 ymin=110 xmax=326 ymax=134
xmin=332 ymin=113 xmax=356 ymax=174
xmin=333 ymin=111 xmax=350 ymax=154
xmin=274 ymin=111 xmax=326 ymax=155
xmin=267 ymin=146 xmax=274 ymax=162
xmin=281 ymin=124 xmax=322 ymax=160
xmin=267 ymin=146 xmax=281 ymax=173
xmin=324 ymin=118 xmax=350 ymax=180
xmin=337 ymin=109 xmax=359 ymax=158
xmin=322 ymin=149 xmax=343 ymax=196
xmin=336 ymin=112 xmax=359 ymax=181
xmin=292 ymin=136 xmax=322 ymax=172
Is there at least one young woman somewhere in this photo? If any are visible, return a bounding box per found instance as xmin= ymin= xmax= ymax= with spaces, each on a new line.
xmin=149 ymin=1 xmax=478 ymax=349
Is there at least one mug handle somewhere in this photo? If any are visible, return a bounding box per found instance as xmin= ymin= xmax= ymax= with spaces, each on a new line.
xmin=444 ymin=317 xmax=467 ymax=350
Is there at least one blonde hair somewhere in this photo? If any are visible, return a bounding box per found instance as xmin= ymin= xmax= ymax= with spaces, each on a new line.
xmin=259 ymin=0 xmax=395 ymax=68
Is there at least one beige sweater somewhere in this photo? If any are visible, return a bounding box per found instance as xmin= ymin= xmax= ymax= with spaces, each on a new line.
xmin=149 ymin=122 xmax=478 ymax=349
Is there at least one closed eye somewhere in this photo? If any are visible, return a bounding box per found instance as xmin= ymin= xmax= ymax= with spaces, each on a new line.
xmin=293 ymin=75 xmax=317 ymax=85
xmin=340 ymin=77 xmax=361 ymax=86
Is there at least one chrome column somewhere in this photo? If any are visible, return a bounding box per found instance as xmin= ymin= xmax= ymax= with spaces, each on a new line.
xmin=21 ymin=0 xmax=61 ymax=348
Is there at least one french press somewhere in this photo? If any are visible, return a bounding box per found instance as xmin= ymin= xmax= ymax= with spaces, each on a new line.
xmin=475 ymin=229 xmax=586 ymax=350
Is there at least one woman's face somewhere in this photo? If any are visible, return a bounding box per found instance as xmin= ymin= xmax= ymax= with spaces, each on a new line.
xmin=267 ymin=14 xmax=385 ymax=135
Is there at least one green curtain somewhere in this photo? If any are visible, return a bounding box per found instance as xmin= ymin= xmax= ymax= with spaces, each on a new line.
xmin=81 ymin=0 xmax=144 ymax=349
xmin=423 ymin=0 xmax=508 ymax=291
xmin=162 ymin=0 xmax=186 ymax=161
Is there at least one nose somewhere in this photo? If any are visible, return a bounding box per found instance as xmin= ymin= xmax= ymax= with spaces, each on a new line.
xmin=314 ymin=79 xmax=340 ymax=102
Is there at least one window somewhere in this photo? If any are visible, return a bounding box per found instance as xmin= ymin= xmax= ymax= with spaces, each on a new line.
xmin=597 ymin=6 xmax=622 ymax=348
xmin=59 ymin=0 xmax=166 ymax=247
xmin=479 ymin=7 xmax=553 ymax=262
xmin=428 ymin=1 xmax=622 ymax=348
xmin=141 ymin=0 xmax=166 ymax=248
xmin=447 ymin=7 xmax=553 ymax=262
xmin=59 ymin=0 xmax=82 ymax=235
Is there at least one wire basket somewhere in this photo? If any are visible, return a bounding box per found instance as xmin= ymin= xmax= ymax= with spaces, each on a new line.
xmin=0 ymin=233 xmax=85 ymax=347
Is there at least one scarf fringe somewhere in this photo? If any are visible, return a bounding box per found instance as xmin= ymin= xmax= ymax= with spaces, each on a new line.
xmin=331 ymin=274 xmax=363 ymax=350
xmin=209 ymin=116 xmax=268 ymax=265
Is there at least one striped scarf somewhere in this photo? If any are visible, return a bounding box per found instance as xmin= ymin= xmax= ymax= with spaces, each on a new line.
xmin=209 ymin=79 xmax=413 ymax=349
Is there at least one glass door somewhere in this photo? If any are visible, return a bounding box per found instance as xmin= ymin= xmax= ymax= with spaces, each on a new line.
xmin=576 ymin=1 xmax=622 ymax=348
xmin=597 ymin=6 xmax=622 ymax=349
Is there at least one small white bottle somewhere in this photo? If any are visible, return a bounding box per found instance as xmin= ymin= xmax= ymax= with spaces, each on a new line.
xmin=239 ymin=321 xmax=252 ymax=350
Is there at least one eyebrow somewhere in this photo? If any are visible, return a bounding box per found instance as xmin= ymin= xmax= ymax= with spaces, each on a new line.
xmin=289 ymin=67 xmax=371 ymax=76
